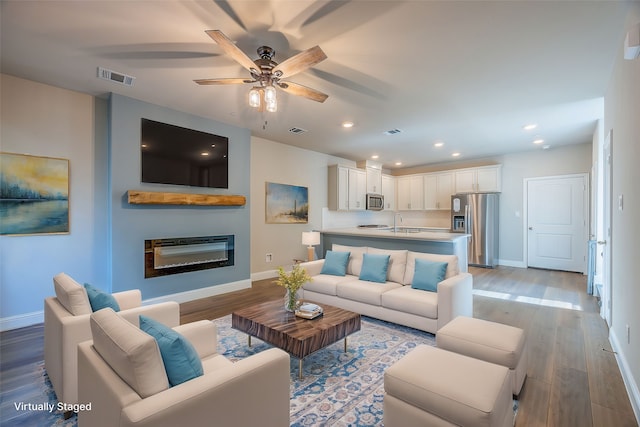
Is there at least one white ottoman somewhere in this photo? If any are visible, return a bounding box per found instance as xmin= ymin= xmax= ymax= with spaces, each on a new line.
xmin=437 ymin=316 xmax=527 ymax=396
xmin=384 ymin=345 xmax=513 ymax=427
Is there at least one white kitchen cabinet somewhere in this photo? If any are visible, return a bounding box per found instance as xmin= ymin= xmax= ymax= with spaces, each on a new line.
xmin=328 ymin=165 xmax=366 ymax=210
xmin=357 ymin=160 xmax=383 ymax=194
xmin=381 ymin=174 xmax=396 ymax=211
xmin=328 ymin=165 xmax=349 ymax=210
xmin=397 ymin=175 xmax=424 ymax=210
xmin=348 ymin=168 xmax=367 ymax=210
xmin=424 ymin=172 xmax=454 ymax=210
xmin=454 ymin=165 xmax=502 ymax=193
xmin=365 ymin=167 xmax=382 ymax=194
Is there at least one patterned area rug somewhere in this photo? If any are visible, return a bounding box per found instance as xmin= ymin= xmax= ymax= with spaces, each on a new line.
xmin=215 ymin=315 xmax=436 ymax=426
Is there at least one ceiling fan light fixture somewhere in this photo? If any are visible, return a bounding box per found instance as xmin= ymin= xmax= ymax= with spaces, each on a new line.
xmin=249 ymin=87 xmax=261 ymax=108
xmin=266 ymin=98 xmax=277 ymax=113
xmin=264 ymin=85 xmax=277 ymax=103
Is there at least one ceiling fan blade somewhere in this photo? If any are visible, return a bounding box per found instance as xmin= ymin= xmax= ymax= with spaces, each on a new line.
xmin=194 ymin=78 xmax=254 ymax=85
xmin=278 ymin=81 xmax=328 ymax=103
xmin=273 ymin=45 xmax=327 ymax=79
xmin=205 ymin=30 xmax=257 ymax=72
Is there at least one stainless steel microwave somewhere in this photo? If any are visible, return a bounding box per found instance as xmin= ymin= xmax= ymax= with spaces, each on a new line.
xmin=366 ymin=193 xmax=384 ymax=210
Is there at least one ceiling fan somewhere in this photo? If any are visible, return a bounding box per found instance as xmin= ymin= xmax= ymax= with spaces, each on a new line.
xmin=195 ymin=30 xmax=328 ymax=111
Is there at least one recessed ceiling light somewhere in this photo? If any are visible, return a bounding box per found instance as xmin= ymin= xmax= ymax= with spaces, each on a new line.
xmin=342 ymin=121 xmax=354 ymax=128
xmin=533 ymin=138 xmax=545 ymax=144
xmin=141 ymin=144 xmax=148 ymax=148
xmin=434 ymin=141 xmax=444 ymax=148
xmin=523 ymin=124 xmax=537 ymax=131
xmin=452 ymin=152 xmax=461 ymax=157
xmin=211 ymin=144 xmax=216 ymax=148
xmin=395 ymin=162 xmax=402 ymax=166
xmin=200 ymin=152 xmax=210 ymax=156
xmin=371 ymin=155 xmax=379 ymax=159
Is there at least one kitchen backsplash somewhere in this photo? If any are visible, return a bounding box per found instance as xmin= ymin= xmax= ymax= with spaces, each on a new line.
xmin=321 ymin=207 xmax=451 ymax=229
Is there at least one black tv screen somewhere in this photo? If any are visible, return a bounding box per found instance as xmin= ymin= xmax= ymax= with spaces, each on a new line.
xmin=141 ymin=118 xmax=229 ymax=189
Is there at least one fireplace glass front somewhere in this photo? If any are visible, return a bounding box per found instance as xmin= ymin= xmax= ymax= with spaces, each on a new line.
xmin=145 ymin=235 xmax=234 ymax=278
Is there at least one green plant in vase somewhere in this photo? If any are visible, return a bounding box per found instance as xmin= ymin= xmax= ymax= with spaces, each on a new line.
xmin=276 ymin=264 xmax=313 ymax=312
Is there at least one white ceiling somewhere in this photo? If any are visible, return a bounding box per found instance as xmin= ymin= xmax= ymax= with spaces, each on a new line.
xmin=0 ymin=1 xmax=631 ymax=169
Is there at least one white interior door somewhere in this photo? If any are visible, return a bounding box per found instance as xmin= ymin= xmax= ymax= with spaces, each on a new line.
xmin=600 ymin=131 xmax=612 ymax=325
xmin=526 ymin=175 xmax=588 ymax=272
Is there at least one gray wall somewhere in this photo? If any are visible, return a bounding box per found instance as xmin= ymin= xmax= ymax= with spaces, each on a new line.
xmin=108 ymin=94 xmax=251 ymax=298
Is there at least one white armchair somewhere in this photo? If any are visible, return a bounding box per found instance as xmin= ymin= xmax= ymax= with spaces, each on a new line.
xmin=44 ymin=272 xmax=180 ymax=406
xmin=77 ymin=308 xmax=291 ymax=427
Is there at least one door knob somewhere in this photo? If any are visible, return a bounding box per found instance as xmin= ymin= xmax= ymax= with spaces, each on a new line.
xmin=528 ymin=226 xmax=533 ymax=230
xmin=597 ymin=240 xmax=607 ymax=245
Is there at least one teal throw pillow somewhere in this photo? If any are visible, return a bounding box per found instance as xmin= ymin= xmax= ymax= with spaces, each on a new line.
xmin=84 ymin=283 xmax=120 ymax=312
xmin=320 ymin=251 xmax=351 ymax=276
xmin=139 ymin=315 xmax=203 ymax=387
xmin=411 ymin=259 xmax=448 ymax=292
xmin=359 ymin=253 xmax=390 ymax=283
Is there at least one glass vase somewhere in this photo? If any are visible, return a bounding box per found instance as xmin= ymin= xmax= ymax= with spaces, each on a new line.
xmin=284 ymin=289 xmax=299 ymax=312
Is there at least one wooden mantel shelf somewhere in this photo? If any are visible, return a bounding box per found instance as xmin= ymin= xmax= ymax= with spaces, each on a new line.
xmin=127 ymin=190 xmax=246 ymax=206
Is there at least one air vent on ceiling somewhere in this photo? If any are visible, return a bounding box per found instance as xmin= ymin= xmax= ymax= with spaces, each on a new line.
xmin=289 ymin=127 xmax=308 ymax=134
xmin=97 ymin=67 xmax=135 ymax=87
xmin=383 ymin=128 xmax=402 ymax=135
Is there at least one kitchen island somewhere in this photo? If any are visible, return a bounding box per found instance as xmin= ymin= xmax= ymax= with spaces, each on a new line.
xmin=320 ymin=227 xmax=470 ymax=272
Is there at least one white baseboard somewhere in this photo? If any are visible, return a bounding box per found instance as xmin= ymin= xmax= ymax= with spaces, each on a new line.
xmin=251 ymin=270 xmax=278 ymax=281
xmin=0 ymin=279 xmax=252 ymax=332
xmin=497 ymin=259 xmax=527 ymax=268
xmin=0 ymin=311 xmax=44 ymax=332
xmin=610 ymin=329 xmax=640 ymax=424
xmin=143 ymin=279 xmax=251 ymax=305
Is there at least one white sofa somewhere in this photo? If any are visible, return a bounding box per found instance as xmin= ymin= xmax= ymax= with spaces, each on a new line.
xmin=77 ymin=308 xmax=291 ymax=427
xmin=299 ymin=245 xmax=473 ymax=334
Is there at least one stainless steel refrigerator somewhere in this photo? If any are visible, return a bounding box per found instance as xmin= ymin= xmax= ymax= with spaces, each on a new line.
xmin=450 ymin=193 xmax=499 ymax=268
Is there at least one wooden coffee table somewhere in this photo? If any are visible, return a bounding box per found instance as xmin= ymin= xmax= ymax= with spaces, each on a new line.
xmin=232 ymin=300 xmax=361 ymax=379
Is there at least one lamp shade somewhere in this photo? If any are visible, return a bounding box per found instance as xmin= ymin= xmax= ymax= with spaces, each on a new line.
xmin=302 ymin=231 xmax=321 ymax=246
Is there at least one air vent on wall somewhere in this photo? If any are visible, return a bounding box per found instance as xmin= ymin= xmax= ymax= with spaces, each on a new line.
xmin=383 ymin=128 xmax=402 ymax=135
xmin=97 ymin=67 xmax=135 ymax=87
xmin=289 ymin=127 xmax=308 ymax=134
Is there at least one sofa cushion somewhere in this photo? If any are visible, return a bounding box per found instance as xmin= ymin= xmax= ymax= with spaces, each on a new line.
xmin=84 ymin=283 xmax=121 ymax=312
xmin=359 ymin=253 xmax=391 ymax=283
xmin=90 ymin=308 xmax=169 ymax=398
xmin=53 ymin=272 xmax=92 ymax=316
xmin=382 ymin=286 xmax=439 ymax=318
xmin=320 ymin=250 xmax=350 ymax=276
xmin=411 ymin=259 xmax=448 ymax=292
xmin=404 ymin=252 xmax=459 ymax=285
xmin=333 ymin=244 xmax=367 ymax=276
xmin=139 ymin=315 xmax=204 ymax=387
xmin=303 ymin=273 xmax=354 ymax=296
xmin=337 ymin=279 xmax=402 ymax=306
xmin=368 ymin=248 xmax=408 ymax=284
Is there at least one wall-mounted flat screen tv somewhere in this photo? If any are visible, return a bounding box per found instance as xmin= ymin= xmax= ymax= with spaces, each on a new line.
xmin=141 ymin=118 xmax=229 ymax=189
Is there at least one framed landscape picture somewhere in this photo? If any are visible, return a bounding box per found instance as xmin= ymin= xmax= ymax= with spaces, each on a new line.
xmin=0 ymin=152 xmax=70 ymax=235
xmin=265 ymin=182 xmax=308 ymax=224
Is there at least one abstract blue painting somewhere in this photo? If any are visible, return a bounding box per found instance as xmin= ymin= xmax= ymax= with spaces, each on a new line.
xmin=1 ymin=153 xmax=70 ymax=235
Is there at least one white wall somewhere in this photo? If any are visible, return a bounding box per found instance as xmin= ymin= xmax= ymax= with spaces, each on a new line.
xmin=604 ymin=2 xmax=640 ymax=418
xmin=249 ymin=136 xmax=350 ymax=276
xmin=0 ymin=75 xmax=105 ymax=329
xmin=498 ymin=144 xmax=592 ymax=266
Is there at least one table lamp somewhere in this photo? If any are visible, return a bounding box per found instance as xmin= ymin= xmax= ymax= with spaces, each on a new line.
xmin=302 ymin=231 xmax=321 ymax=261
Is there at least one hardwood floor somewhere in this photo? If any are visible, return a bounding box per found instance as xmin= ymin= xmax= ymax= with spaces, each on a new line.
xmin=1 ymin=267 xmax=637 ymax=426
xmin=471 ymin=266 xmax=637 ymax=427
